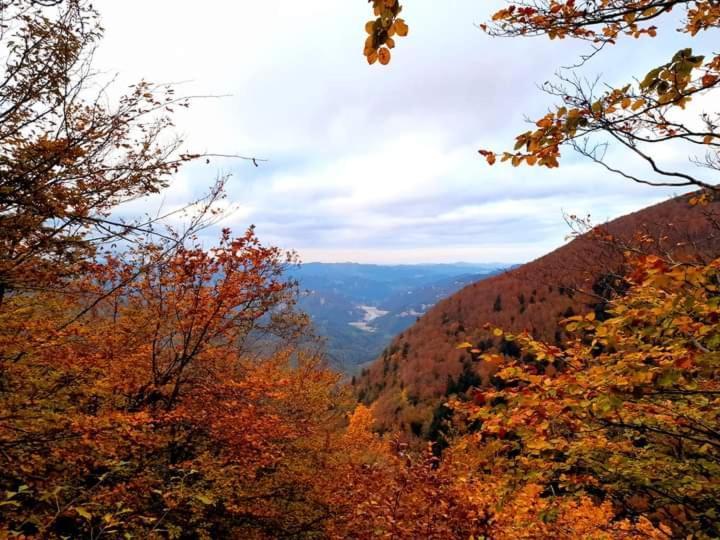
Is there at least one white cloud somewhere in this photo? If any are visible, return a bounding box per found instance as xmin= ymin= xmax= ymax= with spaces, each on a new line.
xmin=93 ymin=0 xmax=708 ymax=264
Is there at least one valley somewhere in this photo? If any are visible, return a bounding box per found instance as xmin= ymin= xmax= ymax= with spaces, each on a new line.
xmin=288 ymin=262 xmax=509 ymax=371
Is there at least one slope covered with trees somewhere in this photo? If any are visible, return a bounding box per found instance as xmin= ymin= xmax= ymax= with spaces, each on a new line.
xmin=356 ymin=195 xmax=720 ymax=434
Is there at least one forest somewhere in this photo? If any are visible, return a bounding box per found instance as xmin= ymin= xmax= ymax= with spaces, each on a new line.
xmin=1 ymin=0 xmax=719 ymax=538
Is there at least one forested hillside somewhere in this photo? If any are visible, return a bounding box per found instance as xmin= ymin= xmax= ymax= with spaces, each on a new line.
xmin=357 ymin=194 xmax=720 ymax=434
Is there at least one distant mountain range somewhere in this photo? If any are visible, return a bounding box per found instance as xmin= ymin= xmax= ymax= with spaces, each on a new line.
xmin=287 ymin=263 xmax=510 ymax=372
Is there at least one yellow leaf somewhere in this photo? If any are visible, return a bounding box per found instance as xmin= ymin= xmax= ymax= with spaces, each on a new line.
xmin=75 ymin=507 xmax=92 ymax=520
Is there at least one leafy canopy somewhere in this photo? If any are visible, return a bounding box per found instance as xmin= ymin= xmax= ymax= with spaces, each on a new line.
xmin=365 ymin=0 xmax=720 ymax=193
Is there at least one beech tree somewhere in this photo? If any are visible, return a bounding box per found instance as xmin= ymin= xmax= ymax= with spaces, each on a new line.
xmin=365 ymin=0 xmax=719 ymax=195
xmin=5 ymin=0 xmax=720 ymax=536
xmin=452 ymin=250 xmax=720 ymax=537
xmin=0 ymin=0 xmax=231 ymax=302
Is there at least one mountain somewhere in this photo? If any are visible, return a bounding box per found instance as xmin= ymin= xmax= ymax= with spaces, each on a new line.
xmin=288 ymin=263 xmax=509 ymax=372
xmin=355 ymin=194 xmax=720 ymax=436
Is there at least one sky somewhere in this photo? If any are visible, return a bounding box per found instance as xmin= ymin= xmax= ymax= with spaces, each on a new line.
xmin=92 ymin=1 xmax=713 ymax=264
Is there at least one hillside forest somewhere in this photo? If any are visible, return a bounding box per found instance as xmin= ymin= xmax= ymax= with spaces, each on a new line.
xmin=1 ymin=0 xmax=720 ymax=538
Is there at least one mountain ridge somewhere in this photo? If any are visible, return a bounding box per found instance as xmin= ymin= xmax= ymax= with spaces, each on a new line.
xmin=356 ymin=193 xmax=720 ymax=435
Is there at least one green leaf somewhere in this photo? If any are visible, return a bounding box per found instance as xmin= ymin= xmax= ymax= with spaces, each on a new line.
xmin=657 ymin=369 xmax=680 ymax=387
xmin=671 ymin=48 xmax=692 ymax=62
xmin=640 ymin=67 xmax=663 ymax=89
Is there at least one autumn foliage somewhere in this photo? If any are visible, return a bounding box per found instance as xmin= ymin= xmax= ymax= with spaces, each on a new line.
xmin=368 ymin=0 xmax=719 ymax=194
xmin=452 ymin=253 xmax=720 ymax=537
xmin=479 ymin=9 xmax=720 ymax=188
xmin=1 ymin=0 xmax=720 ymax=538
xmin=363 ymin=0 xmax=409 ymax=65
xmin=357 ymin=195 xmax=720 ymax=434
xmin=358 ymin=0 xmax=719 ymax=537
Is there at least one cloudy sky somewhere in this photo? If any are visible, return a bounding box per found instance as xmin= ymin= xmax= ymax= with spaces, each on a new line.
xmin=93 ymin=1 xmax=713 ymax=264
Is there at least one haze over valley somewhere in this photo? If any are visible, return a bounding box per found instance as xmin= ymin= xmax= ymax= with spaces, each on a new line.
xmin=289 ymin=262 xmax=509 ymax=370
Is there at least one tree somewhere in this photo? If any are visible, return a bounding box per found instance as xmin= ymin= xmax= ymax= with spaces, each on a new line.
xmin=366 ymin=1 xmax=719 ymax=196
xmin=0 ymin=2 xmax=348 ymax=537
xmin=0 ymin=221 xmax=329 ymax=537
xmin=0 ymin=0 xmax=251 ymax=303
xmin=452 ymin=253 xmax=720 ymax=536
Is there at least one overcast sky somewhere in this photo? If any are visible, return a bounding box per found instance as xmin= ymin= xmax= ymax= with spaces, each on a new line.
xmin=92 ymin=1 xmax=713 ymax=264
